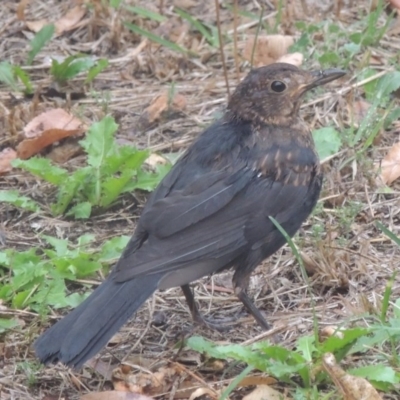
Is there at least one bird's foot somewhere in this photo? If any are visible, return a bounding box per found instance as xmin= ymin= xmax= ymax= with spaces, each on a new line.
xmin=192 ymin=313 xmax=238 ymax=332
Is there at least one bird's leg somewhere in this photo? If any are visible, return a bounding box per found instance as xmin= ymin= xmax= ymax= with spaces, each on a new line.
xmin=180 ymin=284 xmax=233 ymax=331
xmin=233 ymin=269 xmax=271 ymax=330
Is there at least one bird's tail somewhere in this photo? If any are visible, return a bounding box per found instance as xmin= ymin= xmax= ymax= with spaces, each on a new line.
xmin=34 ymin=272 xmax=163 ymax=369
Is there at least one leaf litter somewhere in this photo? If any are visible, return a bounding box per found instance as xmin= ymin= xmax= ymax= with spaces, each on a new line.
xmin=1 ymin=0 xmax=400 ymax=400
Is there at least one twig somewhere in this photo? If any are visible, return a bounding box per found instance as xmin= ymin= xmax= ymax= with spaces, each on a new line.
xmin=214 ymin=0 xmax=230 ymax=97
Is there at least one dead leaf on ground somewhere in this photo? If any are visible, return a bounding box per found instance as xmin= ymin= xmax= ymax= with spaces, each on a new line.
xmin=277 ymin=52 xmax=304 ymax=66
xmin=55 ymin=5 xmax=86 ymax=35
xmin=319 ymin=326 xmax=345 ymax=342
xmin=238 ymin=375 xmax=277 ymax=388
xmin=16 ymin=0 xmax=30 ymax=20
xmin=323 ymin=353 xmax=382 ymax=400
xmin=25 ymin=5 xmax=86 ymax=35
xmin=25 ymin=19 xmax=48 ymax=32
xmin=17 ymin=108 xmax=86 ymax=159
xmin=80 ymin=391 xmax=154 ymax=400
xmin=242 ymin=385 xmax=287 ymax=400
xmin=188 ymin=387 xmax=218 ymax=400
xmin=348 ymin=99 xmax=371 ymax=127
xmin=242 ymin=35 xmax=294 ymax=67
xmin=144 ymin=153 xmax=168 ymax=168
xmin=112 ymin=364 xmax=179 ymax=396
xmin=378 ymin=141 xmax=400 ymax=185
xmin=139 ymin=92 xmax=187 ymax=129
xmin=0 ymin=148 xmax=17 ymax=174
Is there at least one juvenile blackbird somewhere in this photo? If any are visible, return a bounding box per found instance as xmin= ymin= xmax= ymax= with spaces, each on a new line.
xmin=35 ymin=63 xmax=345 ymax=368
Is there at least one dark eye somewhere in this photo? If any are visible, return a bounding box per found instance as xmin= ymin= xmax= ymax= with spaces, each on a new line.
xmin=271 ymin=81 xmax=287 ymax=93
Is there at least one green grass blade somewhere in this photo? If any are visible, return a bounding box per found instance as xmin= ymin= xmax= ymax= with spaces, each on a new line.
xmin=124 ymin=22 xmax=190 ymax=55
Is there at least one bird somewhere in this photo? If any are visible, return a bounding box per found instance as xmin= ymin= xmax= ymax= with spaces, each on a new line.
xmin=34 ymin=62 xmax=345 ymax=369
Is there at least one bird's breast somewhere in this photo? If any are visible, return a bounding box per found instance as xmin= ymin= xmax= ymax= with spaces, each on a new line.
xmin=252 ymin=142 xmax=320 ymax=187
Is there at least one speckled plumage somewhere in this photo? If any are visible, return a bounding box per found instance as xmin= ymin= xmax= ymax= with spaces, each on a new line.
xmin=34 ymin=63 xmax=345 ymax=369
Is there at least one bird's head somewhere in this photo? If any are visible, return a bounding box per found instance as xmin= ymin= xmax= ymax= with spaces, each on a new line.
xmin=227 ymin=63 xmax=345 ymax=126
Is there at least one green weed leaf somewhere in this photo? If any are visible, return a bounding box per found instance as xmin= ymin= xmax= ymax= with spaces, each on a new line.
xmin=27 ymin=24 xmax=54 ymax=65
xmin=0 ymin=190 xmax=40 ymax=212
xmin=313 ymin=127 xmax=342 ymax=160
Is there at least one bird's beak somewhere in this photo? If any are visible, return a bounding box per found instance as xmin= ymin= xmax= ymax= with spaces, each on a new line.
xmin=309 ymin=68 xmax=347 ymax=87
xmin=294 ymin=68 xmax=346 ymax=97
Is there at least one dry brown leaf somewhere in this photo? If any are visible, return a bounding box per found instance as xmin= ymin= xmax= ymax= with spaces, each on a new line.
xmin=16 ymin=0 xmax=30 ymax=20
xmin=0 ymin=148 xmax=17 ymax=174
xmin=80 ymin=391 xmax=154 ymax=400
xmin=242 ymin=35 xmax=294 ymax=67
xmin=55 ymin=5 xmax=86 ymax=35
xmin=139 ymin=92 xmax=187 ymax=129
xmin=17 ymin=109 xmax=86 ymax=159
xmin=322 ymin=353 xmax=382 ymax=400
xmin=47 ymin=141 xmax=82 ymax=164
xmin=112 ymin=364 xmax=178 ymax=396
xmin=276 ymin=52 xmax=304 ymax=66
xmin=25 ymin=19 xmax=48 ymax=32
xmin=188 ymin=387 xmax=218 ymax=400
xmin=388 ymin=0 xmax=400 ymax=10
xmin=238 ymin=375 xmax=277 ymax=387
xmin=379 ymin=142 xmax=400 ymax=185
xmin=242 ymin=385 xmax=287 ymax=400
xmin=144 ymin=153 xmax=168 ymax=168
xmin=300 ymin=252 xmax=319 ymax=275
xmin=348 ymin=100 xmax=371 ymax=127
xmin=25 ymin=5 xmax=85 ymax=34
xmin=319 ymin=326 xmax=345 ymax=342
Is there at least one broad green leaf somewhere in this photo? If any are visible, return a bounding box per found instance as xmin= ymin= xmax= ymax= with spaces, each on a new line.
xmin=80 ymin=116 xmax=118 ymax=168
xmin=85 ymin=58 xmax=109 ymax=84
xmin=99 ymin=236 xmax=130 ymax=262
xmin=0 ymin=190 xmax=40 ymax=212
xmin=349 ymin=364 xmax=400 ymax=390
xmin=0 ymin=62 xmax=19 ymax=91
xmin=12 ymin=157 xmax=68 ymax=185
xmin=67 ymin=202 xmax=92 ymax=219
xmin=27 ymin=24 xmax=54 ymax=65
xmin=313 ymin=127 xmax=342 ymax=160
xmin=0 ymin=318 xmax=19 ymax=333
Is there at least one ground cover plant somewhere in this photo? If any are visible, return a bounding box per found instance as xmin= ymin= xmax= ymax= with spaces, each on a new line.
xmin=1 ymin=0 xmax=400 ymax=399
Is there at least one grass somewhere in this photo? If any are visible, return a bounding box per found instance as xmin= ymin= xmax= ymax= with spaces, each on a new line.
xmin=1 ymin=0 xmax=400 ymax=399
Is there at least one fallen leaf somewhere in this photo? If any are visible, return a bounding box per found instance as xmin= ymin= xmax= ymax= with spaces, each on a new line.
xmin=55 ymin=5 xmax=86 ymax=35
xmin=112 ymin=364 xmax=178 ymax=396
xmin=47 ymin=141 xmax=82 ymax=164
xmin=0 ymin=148 xmax=17 ymax=174
xmin=80 ymin=391 xmax=154 ymax=400
xmin=388 ymin=0 xmax=400 ymax=11
xmin=242 ymin=385 xmax=286 ymax=400
xmin=238 ymin=376 xmax=277 ymax=387
xmin=379 ymin=142 xmax=400 ymax=185
xmin=242 ymin=35 xmax=294 ymax=67
xmin=16 ymin=0 xmax=30 ymax=20
xmin=17 ymin=109 xmax=86 ymax=159
xmin=25 ymin=5 xmax=85 ymax=34
xmin=25 ymin=19 xmax=48 ymax=32
xmin=319 ymin=326 xmax=345 ymax=342
xmin=139 ymin=92 xmax=187 ymax=129
xmin=322 ymin=353 xmax=382 ymax=400
xmin=145 ymin=153 xmax=168 ymax=168
xmin=188 ymin=387 xmax=218 ymax=400
xmin=348 ymin=99 xmax=371 ymax=127
xmin=300 ymin=252 xmax=319 ymax=275
xmin=276 ymin=52 xmax=303 ymax=66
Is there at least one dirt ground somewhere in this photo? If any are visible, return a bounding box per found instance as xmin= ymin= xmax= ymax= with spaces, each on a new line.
xmin=1 ymin=0 xmax=400 ymax=399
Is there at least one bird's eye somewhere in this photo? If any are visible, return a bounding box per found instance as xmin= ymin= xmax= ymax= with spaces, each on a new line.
xmin=270 ymin=81 xmax=287 ymax=93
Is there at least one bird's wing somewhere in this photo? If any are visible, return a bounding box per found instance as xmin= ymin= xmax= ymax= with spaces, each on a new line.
xmin=113 ymin=164 xmax=256 ymax=281
xmin=140 ymin=166 xmax=251 ymax=238
xmin=114 ymin=161 xmax=317 ymax=284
